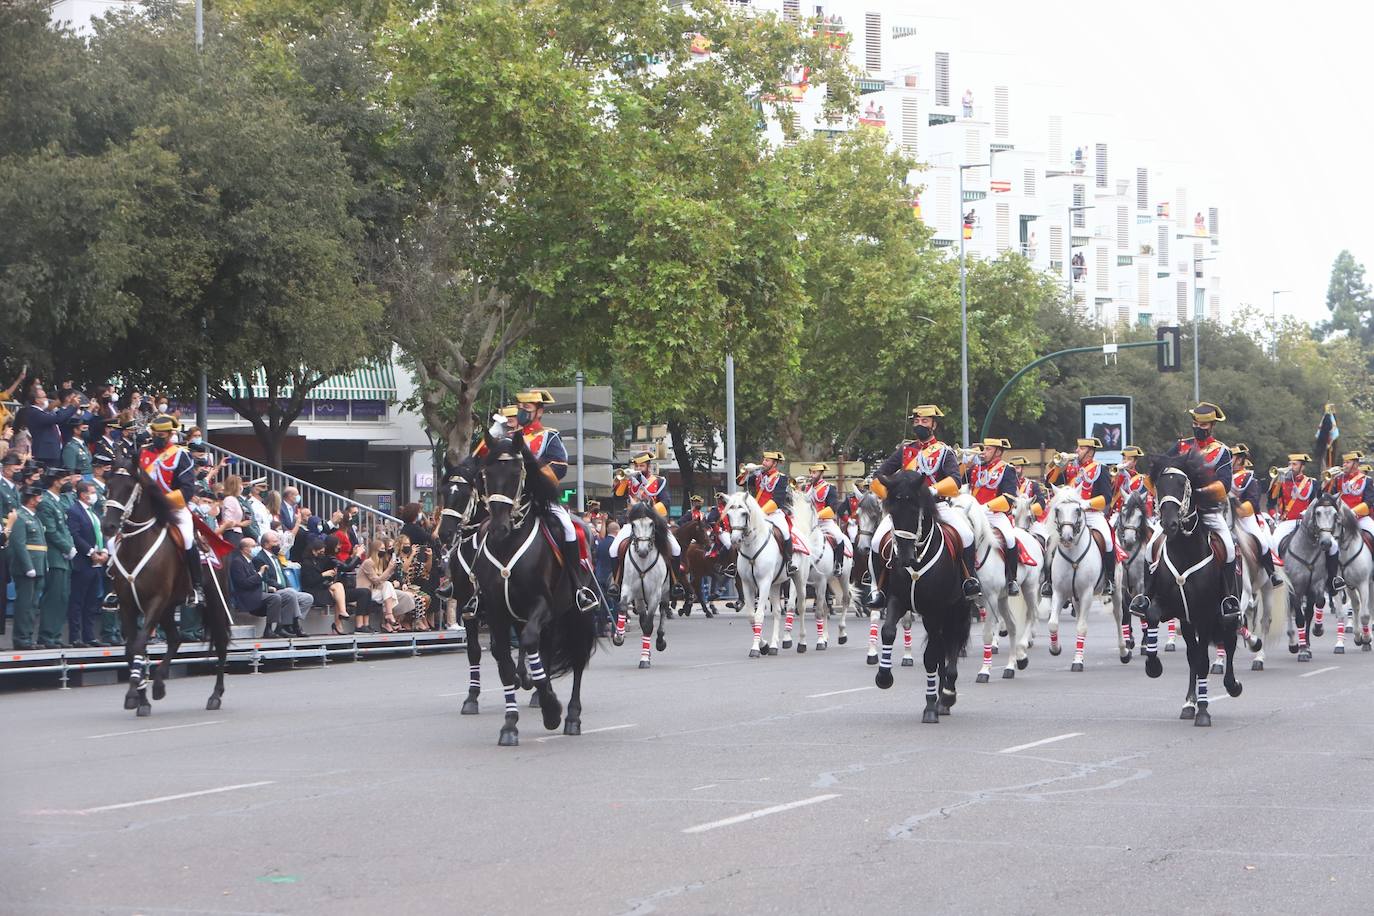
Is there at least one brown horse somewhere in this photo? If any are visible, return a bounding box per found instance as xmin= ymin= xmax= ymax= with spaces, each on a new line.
xmin=102 ymin=468 xmax=231 ymax=717
xmin=674 ymin=517 xmax=722 ymax=617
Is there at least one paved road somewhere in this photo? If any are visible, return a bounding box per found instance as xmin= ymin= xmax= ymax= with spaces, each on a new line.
xmin=5 ymin=600 xmax=1374 ymax=915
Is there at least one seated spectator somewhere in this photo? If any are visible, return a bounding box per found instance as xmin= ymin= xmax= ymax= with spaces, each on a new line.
xmin=229 ymin=537 xmax=295 ymax=638
xmin=301 ymin=535 xmax=372 ymax=634
xmin=359 ymin=538 xmax=403 ymax=632
xmin=393 ymin=534 xmax=433 ymax=630
xmin=398 ymin=502 xmax=437 ymax=549
xmin=256 ymin=530 xmax=314 ymax=637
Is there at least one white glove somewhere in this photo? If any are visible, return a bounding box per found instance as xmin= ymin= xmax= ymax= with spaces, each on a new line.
xmin=68 ymin=548 xmax=77 ymax=560
xmin=26 ymin=569 xmax=36 ymax=578
xmin=488 ymin=414 xmax=507 ymax=438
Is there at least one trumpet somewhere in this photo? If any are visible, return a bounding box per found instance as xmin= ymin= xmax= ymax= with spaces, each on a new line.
xmin=613 ymin=467 xmax=627 ymax=482
xmin=1269 ymin=466 xmax=1281 ymax=481
xmin=1323 ymin=467 xmax=1339 ymax=483
xmin=1051 ymin=451 xmax=1073 ymax=468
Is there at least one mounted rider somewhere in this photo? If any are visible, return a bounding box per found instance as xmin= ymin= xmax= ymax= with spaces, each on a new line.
xmin=1046 ymin=435 xmax=1117 ymax=595
xmin=1111 ymin=446 xmax=1153 ymax=519
xmin=1231 ymin=443 xmax=1283 ymax=587
xmin=868 ymin=405 xmax=981 ymax=606
xmin=804 ymin=462 xmax=850 ymax=570
xmin=1268 ymin=452 xmax=1342 ymax=592
xmin=138 ymin=414 xmax=204 ymax=608
xmin=735 ymin=451 xmax=797 ymax=575
xmin=1325 ymin=447 xmax=1374 ymax=556
xmin=1009 ymin=456 xmax=1048 ymax=541
xmin=608 ymin=452 xmax=682 ymax=597
xmin=968 ymin=437 xmax=1022 ymax=594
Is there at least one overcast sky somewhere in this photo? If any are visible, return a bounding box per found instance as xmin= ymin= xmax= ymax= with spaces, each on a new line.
xmin=929 ymin=0 xmax=1365 ymax=326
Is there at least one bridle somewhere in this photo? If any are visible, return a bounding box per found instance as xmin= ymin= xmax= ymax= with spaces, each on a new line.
xmin=1156 ymin=468 xmax=1199 ymax=535
xmin=481 ymin=453 xmax=528 ymax=528
xmin=889 ymin=494 xmax=941 ymax=585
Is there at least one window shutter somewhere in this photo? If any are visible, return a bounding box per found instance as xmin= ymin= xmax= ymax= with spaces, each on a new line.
xmin=994 ymin=86 xmax=1009 ymax=138
xmin=1209 ymin=294 xmax=1220 ymax=320
xmin=1116 ymin=206 xmax=1129 ymax=249
xmin=864 ymin=12 xmax=881 ymax=72
xmin=1137 ymin=263 xmax=1151 ymax=310
xmin=1095 ymin=143 xmax=1108 ymax=188
xmin=1023 ymin=168 xmax=1036 ymax=197
xmin=1208 ymin=206 xmax=1219 ymax=239
xmin=964 ymin=125 xmax=981 ymax=166
xmin=900 ymin=97 xmax=919 ymax=157
xmin=783 ymin=0 xmax=799 ymax=19
xmin=1072 ymin=184 xmax=1085 ymax=227
xmin=1136 ymin=168 xmax=1148 ymax=211
xmin=1048 ymin=115 xmax=1063 ymax=165
xmin=1176 ymin=281 xmax=1188 ymax=321
xmin=934 ymin=52 xmax=950 ymax=106
xmin=1050 ymin=226 xmax=1063 ymax=262
xmin=1096 ymin=247 xmax=1109 ymax=293
xmin=1157 ymin=225 xmax=1169 ymax=266
xmin=996 ymin=202 xmax=1010 ymax=252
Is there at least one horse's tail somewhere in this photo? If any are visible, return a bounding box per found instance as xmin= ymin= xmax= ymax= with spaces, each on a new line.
xmin=540 ymin=602 xmax=598 ymax=680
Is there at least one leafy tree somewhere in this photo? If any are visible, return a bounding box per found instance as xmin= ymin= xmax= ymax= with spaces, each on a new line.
xmin=1323 ymin=249 xmax=1374 ymax=346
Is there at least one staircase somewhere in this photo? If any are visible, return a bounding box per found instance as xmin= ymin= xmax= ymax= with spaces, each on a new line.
xmin=201 ymin=442 xmax=403 ymax=542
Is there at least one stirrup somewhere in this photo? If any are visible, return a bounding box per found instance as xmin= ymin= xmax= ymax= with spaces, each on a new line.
xmin=866 ymin=588 xmax=886 ymax=609
xmin=1129 ymin=594 xmax=1150 ymax=616
xmin=101 ymin=592 xmax=120 ymax=611
xmin=962 ymin=577 xmax=982 ymax=597
xmin=1039 ymin=580 xmax=1052 ymax=598
xmin=575 ymin=586 xmax=600 ymax=614
xmin=1102 ymin=580 xmax=1114 ymax=596
xmin=786 ymin=562 xmax=798 ymax=575
xmin=1221 ymin=594 xmax=1240 ymax=614
xmin=1332 ymin=575 xmax=1347 ymax=593
xmin=722 ymin=563 xmax=737 ymax=577
xmin=1267 ymin=572 xmax=1283 ymax=587
xmin=190 ymin=586 xmax=205 ymax=607
xmin=461 ymin=595 xmax=478 ymax=619
xmin=1006 ymin=579 xmax=1020 ymax=595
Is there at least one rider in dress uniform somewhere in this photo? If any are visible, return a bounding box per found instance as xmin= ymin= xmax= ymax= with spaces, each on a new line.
xmin=868 ymin=405 xmax=981 ymax=605
xmin=1046 ymin=436 xmax=1117 ymax=595
xmin=1009 ymin=456 xmax=1048 ymax=541
xmin=1268 ymin=453 xmax=1341 ymax=592
xmin=804 ymin=463 xmax=850 ymax=570
xmin=1325 ymin=449 xmax=1374 ymax=576
xmin=1231 ymin=443 xmax=1283 ymax=587
xmin=608 ymin=452 xmax=682 ymax=585
xmin=1110 ymin=446 xmax=1153 ymax=519
xmin=139 ymin=414 xmax=205 ymax=608
xmin=733 ymin=451 xmax=797 ymax=575
xmin=684 ymin=494 xmax=706 ymax=525
xmin=968 ymin=438 xmax=1021 ymax=594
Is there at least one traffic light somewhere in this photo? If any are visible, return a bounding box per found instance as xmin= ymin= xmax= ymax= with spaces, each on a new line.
xmin=1156 ymin=325 xmax=1180 ymax=373
xmin=561 ymin=488 xmax=576 ymax=504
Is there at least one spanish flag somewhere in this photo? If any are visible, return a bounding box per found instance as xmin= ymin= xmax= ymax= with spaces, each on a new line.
xmin=1315 ymin=403 xmax=1339 ymax=472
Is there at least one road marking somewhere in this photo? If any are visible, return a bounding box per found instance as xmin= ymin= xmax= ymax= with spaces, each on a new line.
xmin=535 ymin=723 xmax=637 ymax=743
xmin=1301 ymin=666 xmax=1340 ymax=678
xmin=682 ymin=794 xmax=840 ymax=834
xmin=807 ymin=686 xmax=876 ymax=698
xmin=437 ymin=691 xmax=466 ymax=697
xmin=685 ymin=661 xmax=737 ymax=669
xmin=691 ymin=784 xmax=717 ymax=791
xmin=42 ymin=781 xmax=275 ymax=816
xmin=86 ymin=721 xmax=222 ymax=740
xmin=999 ymin=732 xmax=1084 ymax=754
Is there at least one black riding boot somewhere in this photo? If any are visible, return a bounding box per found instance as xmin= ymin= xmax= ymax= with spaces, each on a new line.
xmin=1260 ymin=550 xmax=1283 ymax=587
xmin=866 ymin=550 xmax=887 ymax=608
xmin=781 ymin=530 xmax=796 ymax=576
xmin=1130 ymin=564 xmax=1154 ymax=617
xmin=1003 ymin=549 xmax=1020 ymax=595
xmin=1220 ymin=556 xmax=1241 ymax=616
xmin=1327 ymin=551 xmax=1346 ymax=595
xmin=960 ymin=545 xmax=982 ymax=597
xmin=561 ymin=540 xmax=599 ymax=613
xmin=184 ymin=547 xmax=205 ymax=607
xmin=1102 ymin=548 xmax=1116 ymax=596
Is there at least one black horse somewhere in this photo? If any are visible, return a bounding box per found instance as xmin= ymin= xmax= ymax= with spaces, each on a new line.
xmin=872 ymin=470 xmax=972 ymax=723
xmin=1137 ymin=452 xmax=1242 ymax=727
xmin=474 ymin=432 xmax=597 ymax=746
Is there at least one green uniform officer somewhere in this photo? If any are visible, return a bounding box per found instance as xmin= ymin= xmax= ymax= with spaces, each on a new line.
xmin=9 ymin=487 xmax=48 ymax=650
xmin=37 ymin=470 xmax=75 ymax=648
xmin=61 ymin=417 xmax=93 ymax=479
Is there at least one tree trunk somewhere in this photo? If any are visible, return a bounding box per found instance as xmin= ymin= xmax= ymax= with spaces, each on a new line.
xmin=667 ymin=418 xmax=695 ymax=510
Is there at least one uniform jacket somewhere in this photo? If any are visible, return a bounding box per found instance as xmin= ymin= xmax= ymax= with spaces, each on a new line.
xmin=8 ymin=506 xmax=47 ymax=578
xmin=62 ymin=437 xmax=93 ymax=477
xmin=37 ymin=491 xmax=74 ymax=571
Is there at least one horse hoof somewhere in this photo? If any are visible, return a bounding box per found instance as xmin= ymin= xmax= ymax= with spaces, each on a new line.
xmin=638 ymin=659 xmax=651 ymax=669
xmin=1298 ymin=650 xmax=1312 ymax=662
xmin=1120 ymin=652 xmax=1131 ymax=664
xmin=838 ymin=635 xmax=848 ymax=645
xmin=461 ymin=698 xmax=480 ymax=715
xmin=875 ymin=668 xmax=894 ymax=690
xmin=976 ymin=672 xmax=990 ymax=684
xmin=1288 ymin=643 xmax=1300 ymax=654
xmin=1002 ymin=668 xmax=1015 ymax=679
xmin=1335 ymin=645 xmax=1346 ymax=655
xmin=1364 ymin=642 xmax=1372 ymax=653
xmin=1164 ymin=643 xmax=1176 ymax=652
xmin=935 ymin=702 xmax=952 ymax=716
xmin=1125 ymin=637 xmax=1136 ymax=650
xmin=1016 ymin=657 xmax=1029 ymax=670
xmin=520 ymin=674 xmax=534 ymax=691
xmin=749 ymin=649 xmax=761 ymax=658
xmin=205 ymin=696 xmax=221 ymax=711
xmin=563 ymin=719 xmax=581 ymax=736
xmin=1210 ymin=662 xmax=1224 ymax=675
xmin=797 ymin=643 xmax=807 ymax=654
xmin=124 ymin=695 xmax=139 ymax=710
xmin=1145 ymin=656 xmax=1163 ymax=679
xmin=901 ymin=657 xmax=914 ymax=667
xmin=656 ymin=636 xmax=667 ymax=652
xmin=1227 ymin=680 xmax=1242 ymax=698
xmin=922 ymin=708 xmax=939 ymax=723
xmin=816 ymin=642 xmax=827 ymax=651
xmin=529 ymin=692 xmax=542 ymax=707
xmin=998 ymin=628 xmax=1008 ymax=638
xmin=1313 ymin=623 xmax=1325 ymax=637
xmin=152 ymin=682 xmax=166 ymax=701
xmin=612 ymin=634 xmax=625 ymax=647
xmin=498 ymin=730 xmax=519 ymax=747
xmin=1251 ymin=659 xmax=1264 ymax=671
xmin=1180 ymin=705 xmax=1196 ymax=720
xmin=990 ymin=645 xmax=1000 ymax=655
xmin=136 ymin=704 xmax=151 ymax=718
xmin=1194 ymin=708 xmax=1212 ymax=727
xmin=1049 ymin=643 xmax=1062 ymax=657
xmin=866 ymin=654 xmax=878 ymax=666
xmin=1070 ymin=662 xmax=1084 ymax=672
xmin=782 ymin=639 xmax=792 ymax=650
xmin=541 ymin=699 xmax=564 ymax=731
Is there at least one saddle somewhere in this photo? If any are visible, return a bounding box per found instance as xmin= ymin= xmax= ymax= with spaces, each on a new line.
xmin=539 ymin=519 xmax=592 ymax=571
xmin=991 ymin=530 xmax=1037 ymax=566
xmin=877 ymin=525 xmax=961 ymax=568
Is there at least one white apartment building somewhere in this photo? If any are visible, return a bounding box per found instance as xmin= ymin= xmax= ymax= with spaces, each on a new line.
xmin=740 ymin=0 xmax=1224 ymax=328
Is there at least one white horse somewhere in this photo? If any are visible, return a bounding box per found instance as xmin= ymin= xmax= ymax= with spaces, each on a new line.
xmin=951 ymin=493 xmax=1039 ymax=681
xmin=777 ymin=488 xmax=816 ymax=653
xmin=1045 ymin=487 xmax=1128 ymax=669
xmin=803 ymin=499 xmax=853 ymax=651
xmin=1229 ymin=501 xmax=1275 ymax=671
xmin=1011 ymin=492 xmax=1043 ymax=653
xmin=1331 ymin=502 xmax=1374 ymax=654
xmin=723 ymin=492 xmax=787 ymax=658
xmin=614 ymin=507 xmax=671 ymax=669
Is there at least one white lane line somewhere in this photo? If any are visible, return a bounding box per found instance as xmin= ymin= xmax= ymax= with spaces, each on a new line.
xmin=1301 ymin=666 xmax=1340 ymax=678
xmin=437 ymin=691 xmax=466 ymax=697
xmin=806 ymin=686 xmax=876 ymax=699
xmin=683 ymin=794 xmax=840 ymax=834
xmin=998 ymin=732 xmax=1084 ymax=755
xmin=86 ymin=721 xmax=222 ymax=740
xmin=535 ymin=723 xmax=637 ymax=743
xmin=685 ymin=661 xmax=737 ymax=669
xmin=691 ymin=784 xmax=717 ymax=791
xmin=40 ymin=781 xmax=275 ymax=816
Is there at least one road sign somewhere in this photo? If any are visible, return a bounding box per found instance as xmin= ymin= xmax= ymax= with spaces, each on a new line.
xmin=787 ymin=460 xmax=865 ymax=480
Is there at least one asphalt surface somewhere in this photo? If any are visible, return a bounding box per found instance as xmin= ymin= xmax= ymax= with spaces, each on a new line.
xmin=5 ymin=597 xmax=1374 ymax=915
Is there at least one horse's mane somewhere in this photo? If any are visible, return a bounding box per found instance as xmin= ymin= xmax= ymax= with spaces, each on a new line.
xmin=1122 ymin=489 xmax=1148 ymax=517
xmin=627 ymin=501 xmax=672 ymax=555
xmin=482 ymin=433 xmax=559 ymax=506
xmin=789 ymin=487 xmax=815 ymax=539
xmin=857 ymin=490 xmax=882 ymax=517
xmin=880 ymin=470 xmax=937 ymax=516
xmin=1336 ymin=499 xmax=1362 ymax=539
xmin=725 ymin=491 xmax=768 ymax=534
xmin=950 ymin=492 xmax=991 ymax=546
xmin=446 ymin=454 xmax=481 ymax=484
xmin=1147 ymin=449 xmax=1215 ymax=493
xmin=135 ymin=470 xmax=174 ymax=527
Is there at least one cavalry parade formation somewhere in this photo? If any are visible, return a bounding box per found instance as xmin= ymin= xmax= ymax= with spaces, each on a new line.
xmin=81 ymin=388 xmax=1374 ymax=745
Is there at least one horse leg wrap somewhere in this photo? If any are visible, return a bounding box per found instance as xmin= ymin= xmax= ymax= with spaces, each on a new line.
xmin=1144 ymin=625 xmax=1158 ymax=655
xmin=1315 ymin=605 xmax=1325 ymax=628
xmin=816 ymin=620 xmax=824 ymax=640
xmin=1122 ymin=622 xmax=1131 ymax=642
xmin=785 ymin=611 xmax=794 ymax=633
xmin=1337 ymin=619 xmax=1346 ymax=644
xmin=1298 ymin=626 xmax=1308 ymax=648
xmin=752 ymin=622 xmax=762 ymax=641
xmin=468 ymin=665 xmax=481 ymax=692
xmin=903 ymin=627 xmax=912 ymax=650
xmin=982 ymin=644 xmax=993 ymax=667
xmin=503 ymin=683 xmax=519 ymax=714
xmin=1216 ymin=646 xmax=1227 ymax=661
xmin=868 ymin=622 xmax=879 ymax=647
xmin=879 ymin=642 xmax=893 ymax=669
xmin=978 ymin=606 xmax=987 ymax=623
xmin=129 ymin=655 xmax=147 ymax=684
xmin=526 ymin=651 xmax=547 ymax=683
xmin=1167 ymin=620 xmax=1177 ymax=643
xmin=1196 ymin=677 xmax=1208 ymax=705
xmin=1074 ymin=634 xmax=1085 ymax=661
xmin=925 ymin=672 xmax=938 ymax=700
xmin=640 ymin=634 xmax=651 ymax=660
xmin=615 ymin=614 xmax=626 ymax=639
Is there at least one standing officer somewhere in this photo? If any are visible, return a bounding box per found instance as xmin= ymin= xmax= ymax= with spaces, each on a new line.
xmin=9 ymin=485 xmax=48 ymax=650
xmin=62 ymin=416 xmax=94 ymax=479
xmin=37 ymin=467 xmax=76 ymax=648
xmin=0 ymin=452 xmax=22 ymax=635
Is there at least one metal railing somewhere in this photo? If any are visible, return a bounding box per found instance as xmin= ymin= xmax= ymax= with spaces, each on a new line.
xmin=201 ymin=441 xmax=403 ymax=542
